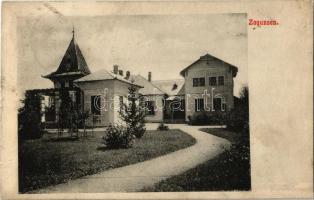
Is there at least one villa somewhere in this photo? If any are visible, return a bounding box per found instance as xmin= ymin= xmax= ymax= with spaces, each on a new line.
xmin=30 ymin=31 xmax=238 ymax=126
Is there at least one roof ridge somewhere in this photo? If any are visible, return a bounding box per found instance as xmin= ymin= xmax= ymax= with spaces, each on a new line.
xmin=152 ymin=78 xmax=185 ymax=82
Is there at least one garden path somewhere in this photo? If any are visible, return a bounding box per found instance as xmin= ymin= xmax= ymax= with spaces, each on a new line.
xmin=33 ymin=124 xmax=230 ymax=193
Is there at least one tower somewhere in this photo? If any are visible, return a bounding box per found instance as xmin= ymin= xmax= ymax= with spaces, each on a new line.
xmin=43 ymin=28 xmax=91 ymax=88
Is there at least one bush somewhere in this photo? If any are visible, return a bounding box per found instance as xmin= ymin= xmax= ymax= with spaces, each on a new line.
xmin=188 ymin=111 xmax=227 ymax=125
xmin=130 ymin=124 xmax=146 ymax=138
xmin=157 ymin=123 xmax=169 ymax=131
xmin=102 ymin=124 xmax=135 ymax=149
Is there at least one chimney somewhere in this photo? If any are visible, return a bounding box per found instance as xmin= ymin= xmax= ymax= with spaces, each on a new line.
xmin=148 ymin=72 xmax=152 ymax=82
xmin=118 ymin=70 xmax=123 ymax=76
xmin=113 ymin=65 xmax=119 ymax=74
xmin=125 ymin=71 xmax=130 ymax=79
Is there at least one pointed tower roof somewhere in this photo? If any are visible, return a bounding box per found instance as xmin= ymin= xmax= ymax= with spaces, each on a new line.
xmin=43 ymin=29 xmax=91 ymax=79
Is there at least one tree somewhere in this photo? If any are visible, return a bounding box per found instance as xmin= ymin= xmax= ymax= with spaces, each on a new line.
xmin=58 ymin=89 xmax=80 ymax=138
xmin=119 ymin=83 xmax=146 ymax=138
xmin=227 ymin=86 xmax=249 ymax=133
xmin=18 ymin=91 xmax=43 ymax=140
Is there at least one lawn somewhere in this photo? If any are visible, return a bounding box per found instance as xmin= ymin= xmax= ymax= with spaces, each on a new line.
xmin=18 ymin=129 xmax=196 ymax=193
xmin=142 ymin=128 xmax=251 ymax=192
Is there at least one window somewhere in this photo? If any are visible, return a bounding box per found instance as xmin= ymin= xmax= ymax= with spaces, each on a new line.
xmin=195 ymin=98 xmax=204 ymax=112
xmin=91 ymin=95 xmax=101 ymax=115
xmin=145 ymin=101 xmax=155 ymax=115
xmin=193 ymin=78 xmax=199 ymax=87
xmin=193 ymin=77 xmax=205 ymax=87
xmin=209 ymin=77 xmax=217 ymax=86
xmin=209 ymin=76 xmax=224 ymax=86
xmin=218 ymin=76 xmax=224 ymax=86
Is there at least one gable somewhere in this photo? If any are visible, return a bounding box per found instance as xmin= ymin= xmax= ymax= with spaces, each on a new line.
xmin=180 ymin=54 xmax=238 ymax=77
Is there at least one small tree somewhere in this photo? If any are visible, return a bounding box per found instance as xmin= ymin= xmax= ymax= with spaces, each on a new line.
xmin=119 ymin=83 xmax=146 ymax=138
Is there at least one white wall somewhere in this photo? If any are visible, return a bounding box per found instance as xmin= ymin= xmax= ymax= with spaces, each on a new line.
xmin=184 ymin=59 xmax=235 ymax=121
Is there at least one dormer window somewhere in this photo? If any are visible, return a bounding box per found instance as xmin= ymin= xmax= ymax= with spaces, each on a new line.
xmin=172 ymin=83 xmax=178 ymax=90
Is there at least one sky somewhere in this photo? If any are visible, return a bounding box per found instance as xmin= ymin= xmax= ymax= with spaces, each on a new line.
xmin=17 ymin=14 xmax=247 ymax=98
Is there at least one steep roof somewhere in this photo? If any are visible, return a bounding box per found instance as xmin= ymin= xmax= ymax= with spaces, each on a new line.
xmin=180 ymin=53 xmax=238 ymax=77
xmin=43 ymin=32 xmax=91 ymax=79
xmin=130 ymin=75 xmax=165 ymax=95
xmin=74 ymin=69 xmax=143 ymax=88
xmin=152 ymin=79 xmax=185 ymax=96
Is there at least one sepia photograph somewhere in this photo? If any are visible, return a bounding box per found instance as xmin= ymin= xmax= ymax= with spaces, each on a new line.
xmin=1 ymin=1 xmax=313 ymax=199
xmin=17 ymin=14 xmax=250 ymax=193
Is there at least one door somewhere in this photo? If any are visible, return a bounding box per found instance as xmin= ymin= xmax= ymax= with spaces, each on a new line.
xmin=213 ymin=98 xmax=222 ymax=111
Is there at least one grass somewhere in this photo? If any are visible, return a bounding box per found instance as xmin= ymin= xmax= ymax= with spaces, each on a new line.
xmin=18 ymin=129 xmax=196 ymax=193
xmin=142 ymin=128 xmax=251 ymax=192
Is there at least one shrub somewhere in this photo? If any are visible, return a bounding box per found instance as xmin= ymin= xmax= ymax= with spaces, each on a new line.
xmin=157 ymin=123 xmax=169 ymax=131
xmin=102 ymin=124 xmax=135 ymax=149
xmin=188 ymin=111 xmax=227 ymax=125
xmin=129 ymin=124 xmax=146 ymax=138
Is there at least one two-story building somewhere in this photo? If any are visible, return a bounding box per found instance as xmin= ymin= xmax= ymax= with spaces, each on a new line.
xmin=180 ymin=54 xmax=238 ymax=121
